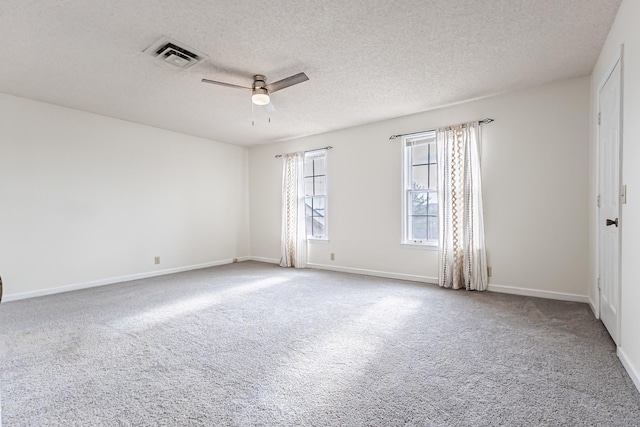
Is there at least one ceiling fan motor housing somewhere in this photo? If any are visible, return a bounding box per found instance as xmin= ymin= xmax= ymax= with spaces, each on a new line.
xmin=253 ymin=75 xmax=267 ymax=90
xmin=251 ymin=75 xmax=270 ymax=105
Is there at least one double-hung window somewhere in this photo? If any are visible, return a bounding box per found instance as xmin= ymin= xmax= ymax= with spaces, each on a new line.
xmin=403 ymin=131 xmax=438 ymax=246
xmin=304 ymin=149 xmax=328 ymax=239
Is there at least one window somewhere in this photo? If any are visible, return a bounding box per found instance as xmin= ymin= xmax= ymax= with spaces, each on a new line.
xmin=403 ymin=131 xmax=438 ymax=245
xmin=304 ymin=149 xmax=328 ymax=239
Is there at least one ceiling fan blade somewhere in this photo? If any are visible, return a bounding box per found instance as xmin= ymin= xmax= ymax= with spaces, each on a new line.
xmin=201 ymin=78 xmax=251 ymax=90
xmin=266 ymin=72 xmax=309 ymax=93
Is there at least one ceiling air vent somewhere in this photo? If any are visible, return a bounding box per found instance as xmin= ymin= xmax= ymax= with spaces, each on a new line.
xmin=143 ymin=36 xmax=208 ymax=70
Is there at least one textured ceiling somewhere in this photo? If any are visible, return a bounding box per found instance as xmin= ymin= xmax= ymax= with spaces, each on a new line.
xmin=0 ymin=0 xmax=622 ymax=146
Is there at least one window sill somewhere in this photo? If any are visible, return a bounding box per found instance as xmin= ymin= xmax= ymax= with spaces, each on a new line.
xmin=401 ymin=242 xmax=438 ymax=251
xmin=308 ymin=238 xmax=329 ymax=244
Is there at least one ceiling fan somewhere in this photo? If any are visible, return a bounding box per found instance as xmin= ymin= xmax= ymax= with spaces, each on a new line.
xmin=201 ymin=72 xmax=309 ymax=107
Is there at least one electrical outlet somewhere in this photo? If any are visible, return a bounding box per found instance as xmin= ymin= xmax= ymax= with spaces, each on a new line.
xmin=330 ymin=253 xmax=335 ymax=261
xmin=487 ymin=266 xmax=492 ymax=277
xmin=154 ymin=256 xmax=160 ymax=265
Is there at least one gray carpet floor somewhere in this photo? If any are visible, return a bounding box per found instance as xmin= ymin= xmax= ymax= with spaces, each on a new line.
xmin=1 ymin=261 xmax=639 ymax=426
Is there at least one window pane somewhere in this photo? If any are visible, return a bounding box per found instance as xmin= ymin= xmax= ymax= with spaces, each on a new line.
xmin=304 ymin=158 xmax=313 ymax=177
xmin=313 ymin=156 xmax=326 ymax=175
xmin=304 ymin=177 xmax=314 ymax=196
xmin=312 ymin=196 xmax=325 ymax=211
xmin=428 ymin=163 xmax=437 ymax=190
xmin=411 ymin=216 xmax=428 ymax=240
xmin=427 ymin=142 xmax=437 ymax=164
xmin=305 ymin=197 xmax=313 ymax=215
xmin=412 ymin=144 xmax=429 ymax=165
xmin=427 ymin=192 xmax=438 ymax=215
xmin=306 ymin=196 xmax=326 ymax=238
xmin=428 ymin=216 xmax=438 ymax=241
xmin=306 ymin=215 xmax=314 ymax=234
xmin=411 ymin=192 xmax=428 ymax=215
xmin=411 ymin=165 xmax=428 ymax=189
xmin=312 ymin=195 xmax=325 ymax=238
xmin=314 ymin=176 xmax=326 ymax=195
xmin=312 ymin=218 xmax=325 ymax=237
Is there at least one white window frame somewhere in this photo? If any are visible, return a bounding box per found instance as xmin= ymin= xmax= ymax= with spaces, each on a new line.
xmin=304 ymin=149 xmax=328 ymax=240
xmin=402 ymin=131 xmax=438 ymax=247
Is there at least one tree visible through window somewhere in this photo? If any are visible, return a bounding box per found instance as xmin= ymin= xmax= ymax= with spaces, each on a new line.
xmin=403 ymin=131 xmax=438 ymax=245
xmin=304 ymin=149 xmax=327 ymax=239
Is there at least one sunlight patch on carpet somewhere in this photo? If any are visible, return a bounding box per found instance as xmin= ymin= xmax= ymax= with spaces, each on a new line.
xmin=255 ymin=296 xmax=422 ymax=421
xmin=111 ymin=276 xmax=288 ymax=331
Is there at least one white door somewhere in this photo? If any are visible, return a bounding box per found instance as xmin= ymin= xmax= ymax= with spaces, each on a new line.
xmin=598 ymin=58 xmax=622 ymax=345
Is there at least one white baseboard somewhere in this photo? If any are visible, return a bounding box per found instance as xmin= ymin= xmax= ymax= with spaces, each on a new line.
xmin=487 ymin=283 xmax=589 ymax=303
xmin=248 ymin=259 xmax=590 ymax=304
xmin=618 ymin=346 xmax=640 ymax=393
xmin=3 ymin=258 xmax=241 ymax=302
xmin=587 ymin=296 xmax=599 ymax=318
xmin=247 ymin=257 xmax=437 ymax=283
xmin=247 ymin=256 xmax=280 ymax=264
xmin=12 ymin=256 xmax=589 ymax=304
xmin=306 ymin=262 xmax=439 ymax=284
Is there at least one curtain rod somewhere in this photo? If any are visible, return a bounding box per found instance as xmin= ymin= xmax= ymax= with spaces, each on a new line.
xmin=388 ymin=118 xmax=494 ymax=140
xmin=275 ymin=146 xmax=333 ymax=158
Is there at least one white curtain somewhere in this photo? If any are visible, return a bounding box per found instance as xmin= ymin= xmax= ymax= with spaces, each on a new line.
xmin=437 ymin=122 xmax=488 ymax=291
xmin=280 ymin=152 xmax=307 ymax=268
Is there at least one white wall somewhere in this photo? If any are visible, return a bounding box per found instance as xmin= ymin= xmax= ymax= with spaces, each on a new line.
xmin=0 ymin=94 xmax=249 ymax=299
xmin=249 ymin=77 xmax=590 ymax=300
xmin=590 ymin=0 xmax=640 ymax=391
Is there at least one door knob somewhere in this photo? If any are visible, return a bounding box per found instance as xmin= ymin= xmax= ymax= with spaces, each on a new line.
xmin=606 ymin=218 xmax=619 ymax=227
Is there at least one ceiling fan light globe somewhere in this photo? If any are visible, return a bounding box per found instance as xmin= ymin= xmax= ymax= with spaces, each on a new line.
xmin=252 ymin=89 xmax=270 ymax=106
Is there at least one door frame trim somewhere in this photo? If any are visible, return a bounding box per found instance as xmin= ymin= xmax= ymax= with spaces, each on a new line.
xmin=595 ymin=44 xmax=624 ymax=345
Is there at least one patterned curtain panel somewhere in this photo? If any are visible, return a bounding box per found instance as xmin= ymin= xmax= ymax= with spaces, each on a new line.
xmin=437 ymin=122 xmax=488 ymax=291
xmin=280 ymin=153 xmax=307 ymax=268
